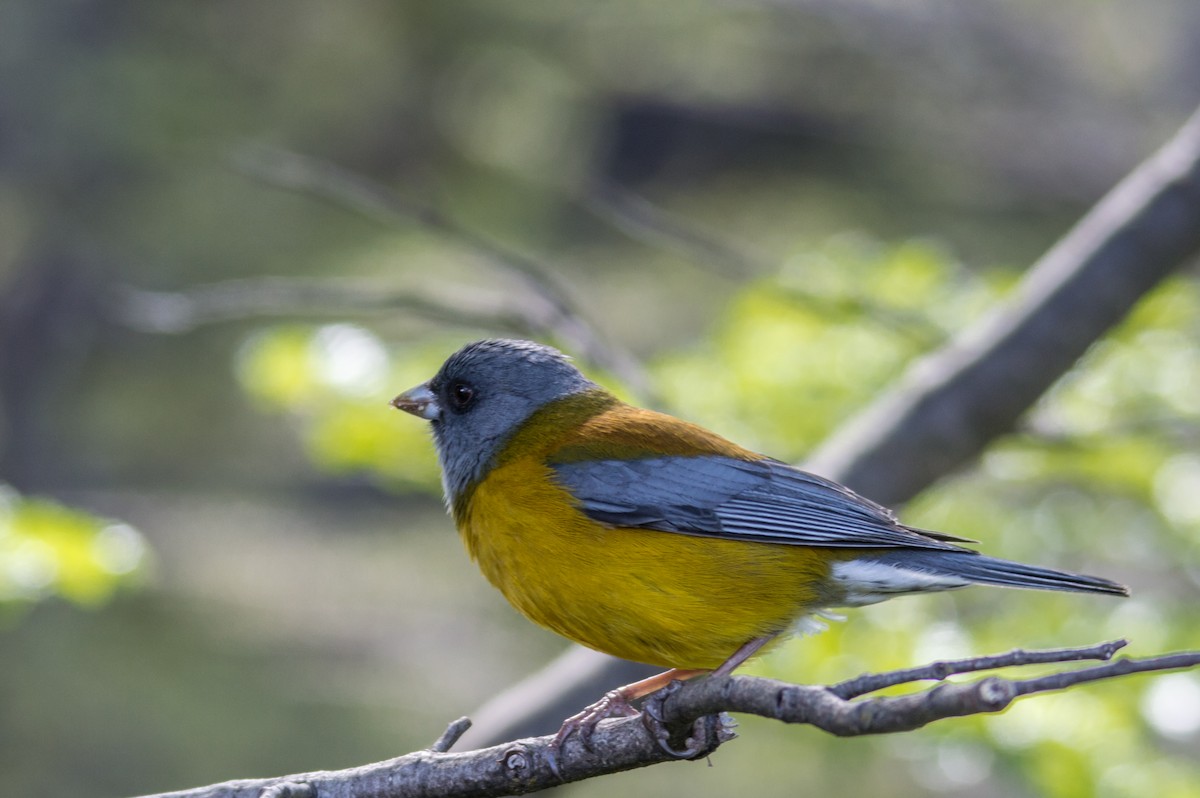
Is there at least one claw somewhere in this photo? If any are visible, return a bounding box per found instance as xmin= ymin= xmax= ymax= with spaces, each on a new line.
xmin=547 ymin=688 xmax=641 ymax=779
xmin=542 ymin=662 xmax=730 ymax=776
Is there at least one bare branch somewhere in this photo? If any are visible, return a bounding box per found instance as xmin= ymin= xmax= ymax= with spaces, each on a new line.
xmin=131 ymin=642 xmax=1200 ymax=798
xmin=230 ymin=146 xmax=652 ymax=396
xmin=111 ymin=279 xmax=567 ymax=341
xmin=583 ymin=180 xmax=763 ymax=279
xmin=828 ymin=639 xmax=1128 ymax=699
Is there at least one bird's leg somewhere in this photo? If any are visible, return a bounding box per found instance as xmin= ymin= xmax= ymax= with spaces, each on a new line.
xmin=710 ymin=634 xmax=774 ymax=678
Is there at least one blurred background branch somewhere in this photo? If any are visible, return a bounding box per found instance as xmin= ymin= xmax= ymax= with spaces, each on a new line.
xmin=581 ymin=180 xmax=761 ymax=280
xmin=807 ymin=103 xmax=1200 ymax=504
xmin=113 ymin=279 xmax=594 ymax=350
xmin=229 ymin=146 xmax=653 ymax=399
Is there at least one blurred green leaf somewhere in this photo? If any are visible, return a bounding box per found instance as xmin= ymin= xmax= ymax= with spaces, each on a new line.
xmin=0 ymin=486 xmax=148 ymax=614
xmin=234 ymin=324 xmax=456 ymax=491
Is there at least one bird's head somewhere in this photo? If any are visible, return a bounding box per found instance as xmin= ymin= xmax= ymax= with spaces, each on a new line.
xmin=392 ymin=339 xmax=598 ymax=503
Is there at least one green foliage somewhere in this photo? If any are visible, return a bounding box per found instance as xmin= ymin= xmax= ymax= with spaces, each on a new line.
xmin=0 ymin=486 xmax=148 ymax=618
xmin=654 ymin=236 xmax=994 ymax=456
xmin=235 ymin=324 xmax=447 ymax=491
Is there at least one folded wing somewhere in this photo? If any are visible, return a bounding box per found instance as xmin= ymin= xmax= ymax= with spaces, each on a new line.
xmin=552 ymin=455 xmax=969 ymax=551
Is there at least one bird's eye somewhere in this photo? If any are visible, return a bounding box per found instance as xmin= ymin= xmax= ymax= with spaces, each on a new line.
xmin=448 ymin=380 xmax=475 ymax=411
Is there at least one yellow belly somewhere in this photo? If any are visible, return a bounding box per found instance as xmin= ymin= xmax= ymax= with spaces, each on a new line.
xmin=458 ymin=457 xmax=835 ymax=670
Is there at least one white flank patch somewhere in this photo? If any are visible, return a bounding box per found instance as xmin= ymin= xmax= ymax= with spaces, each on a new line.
xmin=790 ymin=609 xmax=847 ymax=637
xmin=832 ymin=560 xmax=971 ymax=607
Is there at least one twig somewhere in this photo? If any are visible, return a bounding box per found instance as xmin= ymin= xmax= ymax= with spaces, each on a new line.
xmin=583 ymin=180 xmax=762 ymax=280
xmin=1010 ymin=651 xmax=1200 ymax=695
xmin=111 ymin=279 xmax=563 ymax=339
xmin=130 ymin=643 xmax=1200 ymax=798
xmin=429 ymin=718 xmax=473 ymax=754
xmin=829 ymin=638 xmax=1127 ymax=698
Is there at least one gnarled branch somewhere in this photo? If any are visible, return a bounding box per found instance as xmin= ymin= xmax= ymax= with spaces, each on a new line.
xmin=132 ymin=641 xmax=1199 ymax=798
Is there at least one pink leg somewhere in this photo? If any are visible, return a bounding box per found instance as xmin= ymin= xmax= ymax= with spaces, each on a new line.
xmin=711 ymin=635 xmax=774 ymax=678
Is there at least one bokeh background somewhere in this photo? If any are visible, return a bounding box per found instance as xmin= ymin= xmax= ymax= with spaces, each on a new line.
xmin=2 ymin=2 xmax=1200 ymax=797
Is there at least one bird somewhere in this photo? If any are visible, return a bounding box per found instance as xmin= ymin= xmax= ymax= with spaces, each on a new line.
xmin=391 ymin=338 xmax=1127 ymax=760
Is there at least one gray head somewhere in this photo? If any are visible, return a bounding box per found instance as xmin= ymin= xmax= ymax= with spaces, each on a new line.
xmin=391 ymin=339 xmax=598 ymax=506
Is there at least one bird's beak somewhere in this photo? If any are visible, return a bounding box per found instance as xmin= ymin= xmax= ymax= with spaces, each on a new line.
xmin=391 ymin=383 xmax=441 ymax=420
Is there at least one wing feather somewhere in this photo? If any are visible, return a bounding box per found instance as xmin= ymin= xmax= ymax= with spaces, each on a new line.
xmin=552 ymin=455 xmax=968 ymax=551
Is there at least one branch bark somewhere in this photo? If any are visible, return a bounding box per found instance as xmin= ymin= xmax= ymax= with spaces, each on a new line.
xmin=132 ymin=642 xmax=1200 ymax=798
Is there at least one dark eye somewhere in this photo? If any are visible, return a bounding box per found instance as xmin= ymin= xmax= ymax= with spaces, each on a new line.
xmin=447 ymin=380 xmax=475 ymax=411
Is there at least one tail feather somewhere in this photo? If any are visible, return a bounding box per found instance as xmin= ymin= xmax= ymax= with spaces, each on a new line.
xmin=840 ymin=550 xmax=1129 ymax=601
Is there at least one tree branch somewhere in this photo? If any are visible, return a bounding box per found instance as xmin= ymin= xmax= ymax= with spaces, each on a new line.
xmin=131 ymin=641 xmax=1200 ymax=798
xmin=582 ymin=180 xmax=762 ymax=280
xmin=111 ymin=278 xmax=575 ymax=343
xmin=826 ymin=638 xmax=1128 ymax=699
xmin=806 ymin=103 xmax=1200 ymax=506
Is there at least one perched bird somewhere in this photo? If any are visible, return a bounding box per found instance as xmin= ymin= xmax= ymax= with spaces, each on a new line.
xmin=392 ymin=339 xmax=1127 ymax=754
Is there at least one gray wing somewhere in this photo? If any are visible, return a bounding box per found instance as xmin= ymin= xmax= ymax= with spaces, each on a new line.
xmin=551 ymin=455 xmax=968 ymax=551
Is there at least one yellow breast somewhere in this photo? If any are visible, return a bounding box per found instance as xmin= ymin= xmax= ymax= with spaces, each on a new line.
xmin=458 ymin=455 xmax=835 ymax=670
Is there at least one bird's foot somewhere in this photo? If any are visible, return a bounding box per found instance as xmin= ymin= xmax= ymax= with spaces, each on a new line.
xmin=560 ymin=686 xmax=642 ymax=749
xmin=640 ymin=679 xmax=728 ymax=759
xmin=546 ymin=688 xmax=640 ymax=778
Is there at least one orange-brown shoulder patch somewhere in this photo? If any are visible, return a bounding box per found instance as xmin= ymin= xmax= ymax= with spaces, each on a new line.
xmin=547 ymin=395 xmax=763 ymax=464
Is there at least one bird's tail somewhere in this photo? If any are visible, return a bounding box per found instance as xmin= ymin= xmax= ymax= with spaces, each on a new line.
xmin=861 ymin=549 xmax=1129 ymax=596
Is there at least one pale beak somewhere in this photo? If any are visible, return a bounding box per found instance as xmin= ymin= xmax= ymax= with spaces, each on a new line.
xmin=390 ymin=383 xmax=441 ymax=420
